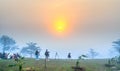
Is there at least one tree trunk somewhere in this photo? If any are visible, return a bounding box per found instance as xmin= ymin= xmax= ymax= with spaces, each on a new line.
xmin=44 ymin=59 xmax=47 ymax=71
xmin=3 ymin=45 xmax=5 ymax=53
xmin=19 ymin=65 xmax=22 ymax=71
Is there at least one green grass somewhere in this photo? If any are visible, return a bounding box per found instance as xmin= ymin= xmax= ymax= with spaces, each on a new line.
xmin=0 ymin=58 xmax=109 ymax=71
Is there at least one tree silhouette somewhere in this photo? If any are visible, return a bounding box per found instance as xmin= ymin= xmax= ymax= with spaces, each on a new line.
xmin=21 ymin=42 xmax=41 ymax=58
xmin=88 ymin=49 xmax=98 ymax=59
xmin=113 ymin=39 xmax=120 ymax=55
xmin=0 ymin=35 xmax=17 ymax=53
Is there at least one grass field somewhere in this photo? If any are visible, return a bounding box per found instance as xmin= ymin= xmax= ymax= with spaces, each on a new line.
xmin=0 ymin=58 xmax=110 ymax=71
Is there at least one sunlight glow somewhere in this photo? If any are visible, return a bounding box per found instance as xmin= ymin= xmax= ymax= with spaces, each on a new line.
xmin=46 ymin=14 xmax=74 ymax=37
xmin=52 ymin=16 xmax=69 ymax=36
xmin=54 ymin=20 xmax=66 ymax=32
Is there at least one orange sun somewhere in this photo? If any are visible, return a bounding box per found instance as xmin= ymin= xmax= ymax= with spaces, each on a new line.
xmin=52 ymin=16 xmax=69 ymax=35
xmin=48 ymin=15 xmax=71 ymax=36
xmin=54 ymin=20 xmax=66 ymax=32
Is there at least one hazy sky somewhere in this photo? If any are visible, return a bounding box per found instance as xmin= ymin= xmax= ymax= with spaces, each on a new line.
xmin=0 ymin=0 xmax=120 ymax=59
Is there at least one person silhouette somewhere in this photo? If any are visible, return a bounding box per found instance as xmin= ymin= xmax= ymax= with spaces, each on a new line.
xmin=55 ymin=52 xmax=59 ymax=59
xmin=68 ymin=53 xmax=71 ymax=59
xmin=45 ymin=49 xmax=50 ymax=61
xmin=35 ymin=50 xmax=39 ymax=60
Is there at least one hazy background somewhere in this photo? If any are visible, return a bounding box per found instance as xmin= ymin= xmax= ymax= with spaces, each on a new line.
xmin=0 ymin=0 xmax=120 ymax=59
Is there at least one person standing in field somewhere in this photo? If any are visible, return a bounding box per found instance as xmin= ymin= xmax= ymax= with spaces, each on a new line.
xmin=35 ymin=50 xmax=39 ymax=60
xmin=55 ymin=52 xmax=59 ymax=59
xmin=68 ymin=52 xmax=71 ymax=59
xmin=45 ymin=49 xmax=50 ymax=61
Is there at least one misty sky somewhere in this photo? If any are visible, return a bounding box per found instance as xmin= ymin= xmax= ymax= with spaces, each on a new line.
xmin=0 ymin=0 xmax=120 ymax=59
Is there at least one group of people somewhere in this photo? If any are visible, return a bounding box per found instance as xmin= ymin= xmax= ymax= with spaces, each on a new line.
xmin=9 ymin=53 xmax=21 ymax=59
xmin=35 ymin=49 xmax=71 ymax=60
xmin=35 ymin=49 xmax=50 ymax=61
xmin=0 ymin=49 xmax=71 ymax=60
xmin=0 ymin=52 xmax=21 ymax=60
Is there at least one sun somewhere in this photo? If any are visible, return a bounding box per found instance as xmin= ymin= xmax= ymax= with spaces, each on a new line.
xmin=49 ymin=16 xmax=71 ymax=36
xmin=55 ymin=20 xmax=66 ymax=32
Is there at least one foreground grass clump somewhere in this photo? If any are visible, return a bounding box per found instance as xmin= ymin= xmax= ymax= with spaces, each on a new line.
xmin=9 ymin=57 xmax=25 ymax=71
xmin=0 ymin=58 xmax=108 ymax=71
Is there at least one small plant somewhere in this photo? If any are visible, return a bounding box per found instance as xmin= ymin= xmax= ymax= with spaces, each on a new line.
xmin=76 ymin=55 xmax=87 ymax=67
xmin=72 ymin=55 xmax=87 ymax=71
xmin=105 ymin=58 xmax=117 ymax=71
xmin=9 ymin=57 xmax=25 ymax=71
xmin=105 ymin=58 xmax=115 ymax=67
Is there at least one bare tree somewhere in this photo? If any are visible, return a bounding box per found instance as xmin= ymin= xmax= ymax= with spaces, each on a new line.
xmin=88 ymin=49 xmax=98 ymax=59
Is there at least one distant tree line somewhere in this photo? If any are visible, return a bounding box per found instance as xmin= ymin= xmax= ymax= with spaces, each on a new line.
xmin=1 ymin=35 xmax=120 ymax=60
xmin=0 ymin=35 xmax=41 ymax=58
